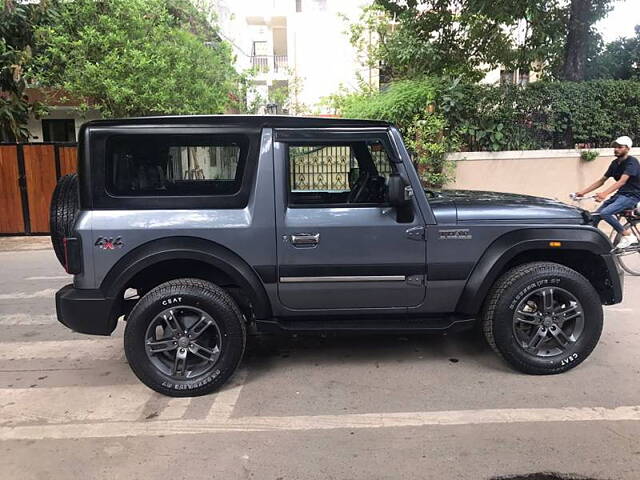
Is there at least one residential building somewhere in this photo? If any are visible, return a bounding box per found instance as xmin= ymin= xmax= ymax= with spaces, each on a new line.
xmin=214 ymin=0 xmax=377 ymax=114
xmin=21 ymin=89 xmax=101 ymax=143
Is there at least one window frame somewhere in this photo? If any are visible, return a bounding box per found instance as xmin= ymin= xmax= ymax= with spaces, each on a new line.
xmin=86 ymin=126 xmax=260 ymax=210
xmin=284 ymin=138 xmax=398 ymax=209
xmin=104 ymin=134 xmax=246 ymax=198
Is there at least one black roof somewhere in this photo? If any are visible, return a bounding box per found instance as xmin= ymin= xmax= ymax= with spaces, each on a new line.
xmin=84 ymin=115 xmax=390 ymax=129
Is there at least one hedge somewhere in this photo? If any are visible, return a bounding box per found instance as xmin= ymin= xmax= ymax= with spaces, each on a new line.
xmin=340 ymin=79 xmax=640 ymax=152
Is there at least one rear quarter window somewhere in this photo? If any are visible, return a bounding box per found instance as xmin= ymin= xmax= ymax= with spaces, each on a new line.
xmin=106 ymin=134 xmax=248 ymax=197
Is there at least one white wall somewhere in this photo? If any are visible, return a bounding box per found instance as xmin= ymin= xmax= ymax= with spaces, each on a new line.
xmin=288 ymin=0 xmax=375 ymax=112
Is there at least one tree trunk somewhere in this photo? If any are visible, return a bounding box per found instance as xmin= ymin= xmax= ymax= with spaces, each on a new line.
xmin=563 ymin=0 xmax=591 ymax=81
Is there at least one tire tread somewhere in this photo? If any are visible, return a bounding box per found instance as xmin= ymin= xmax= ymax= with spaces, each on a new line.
xmin=124 ymin=278 xmax=246 ymax=397
xmin=482 ymin=261 xmax=602 ymax=375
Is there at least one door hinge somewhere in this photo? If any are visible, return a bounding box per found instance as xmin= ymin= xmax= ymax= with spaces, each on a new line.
xmin=406 ymin=274 xmax=425 ymax=286
xmin=405 ymin=226 xmax=425 ymax=241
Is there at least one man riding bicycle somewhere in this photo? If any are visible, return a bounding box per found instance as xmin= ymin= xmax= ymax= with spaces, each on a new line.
xmin=574 ymin=136 xmax=640 ymax=249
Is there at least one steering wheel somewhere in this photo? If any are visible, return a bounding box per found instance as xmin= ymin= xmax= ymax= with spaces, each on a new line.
xmin=347 ymin=171 xmax=372 ymax=203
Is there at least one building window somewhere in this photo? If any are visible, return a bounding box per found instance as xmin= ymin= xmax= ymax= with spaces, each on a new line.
xmin=296 ymin=0 xmax=327 ymax=14
xmin=499 ymin=70 xmax=515 ymax=85
xmin=252 ymin=40 xmax=269 ymax=56
xmin=518 ymin=71 xmax=530 ymax=86
xmin=311 ymin=0 xmax=327 ymax=11
xmin=42 ymin=119 xmax=76 ymax=142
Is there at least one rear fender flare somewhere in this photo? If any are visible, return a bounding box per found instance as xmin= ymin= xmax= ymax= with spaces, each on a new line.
xmin=100 ymin=236 xmax=272 ymax=319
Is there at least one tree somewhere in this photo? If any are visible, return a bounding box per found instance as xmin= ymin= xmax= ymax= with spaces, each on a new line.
xmin=360 ymin=0 xmax=568 ymax=82
xmin=586 ymin=25 xmax=640 ymax=80
xmin=36 ymin=0 xmax=241 ymax=117
xmin=0 ymin=1 xmax=53 ymax=141
xmin=562 ymin=0 xmax=612 ymax=81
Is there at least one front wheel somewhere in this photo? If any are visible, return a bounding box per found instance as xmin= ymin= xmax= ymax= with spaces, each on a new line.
xmin=482 ymin=262 xmax=603 ymax=375
xmin=610 ymin=219 xmax=640 ymax=275
xmin=124 ymin=278 xmax=246 ymax=397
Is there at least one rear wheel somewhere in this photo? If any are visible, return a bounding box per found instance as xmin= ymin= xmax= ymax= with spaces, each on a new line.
xmin=610 ymin=219 xmax=640 ymax=275
xmin=124 ymin=278 xmax=246 ymax=397
xmin=482 ymin=262 xmax=603 ymax=375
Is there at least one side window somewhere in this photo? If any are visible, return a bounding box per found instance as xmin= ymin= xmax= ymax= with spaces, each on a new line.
xmin=106 ymin=134 xmax=246 ymax=196
xmin=288 ymin=140 xmax=396 ymax=206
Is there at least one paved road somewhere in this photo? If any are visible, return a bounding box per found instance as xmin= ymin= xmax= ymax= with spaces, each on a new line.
xmin=0 ymin=247 xmax=639 ymax=480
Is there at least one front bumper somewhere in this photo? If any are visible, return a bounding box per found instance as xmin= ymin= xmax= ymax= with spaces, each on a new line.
xmin=56 ymin=284 xmax=118 ymax=336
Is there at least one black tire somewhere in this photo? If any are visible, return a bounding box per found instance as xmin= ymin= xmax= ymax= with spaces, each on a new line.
xmin=482 ymin=262 xmax=603 ymax=375
xmin=49 ymin=173 xmax=79 ymax=266
xmin=610 ymin=219 xmax=640 ymax=275
xmin=124 ymin=278 xmax=246 ymax=397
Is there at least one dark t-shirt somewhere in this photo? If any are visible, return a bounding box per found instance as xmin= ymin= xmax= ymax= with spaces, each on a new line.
xmin=604 ymin=155 xmax=640 ymax=199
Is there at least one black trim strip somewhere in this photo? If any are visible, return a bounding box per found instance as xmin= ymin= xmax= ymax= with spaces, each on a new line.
xmin=54 ymin=144 xmax=61 ymax=180
xmin=0 ymin=142 xmax=77 ymax=146
xmin=16 ymin=144 xmax=31 ymax=234
xmin=279 ymin=264 xmax=425 ymax=277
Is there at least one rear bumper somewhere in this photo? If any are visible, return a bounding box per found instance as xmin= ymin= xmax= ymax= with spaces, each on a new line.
xmin=55 ymin=284 xmax=118 ymax=336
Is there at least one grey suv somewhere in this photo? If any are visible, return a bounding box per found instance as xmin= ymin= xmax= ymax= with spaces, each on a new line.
xmin=50 ymin=115 xmax=623 ymax=397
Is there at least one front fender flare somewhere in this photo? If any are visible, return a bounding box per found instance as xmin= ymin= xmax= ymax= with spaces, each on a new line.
xmin=455 ymin=227 xmax=614 ymax=315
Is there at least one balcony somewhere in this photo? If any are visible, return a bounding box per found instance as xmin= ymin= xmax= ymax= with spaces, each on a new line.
xmin=250 ymin=55 xmax=288 ymax=75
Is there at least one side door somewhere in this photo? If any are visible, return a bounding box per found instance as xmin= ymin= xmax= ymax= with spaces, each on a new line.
xmin=274 ymin=128 xmax=427 ymax=311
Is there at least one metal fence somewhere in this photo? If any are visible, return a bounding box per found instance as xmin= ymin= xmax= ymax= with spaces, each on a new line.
xmin=250 ymin=55 xmax=288 ymax=74
xmin=289 ymin=145 xmax=392 ymax=191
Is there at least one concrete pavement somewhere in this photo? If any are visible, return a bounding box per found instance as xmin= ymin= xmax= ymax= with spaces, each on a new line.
xmin=0 ymin=248 xmax=638 ymax=479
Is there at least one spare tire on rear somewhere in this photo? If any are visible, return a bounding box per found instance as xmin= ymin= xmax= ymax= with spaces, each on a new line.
xmin=49 ymin=173 xmax=79 ymax=266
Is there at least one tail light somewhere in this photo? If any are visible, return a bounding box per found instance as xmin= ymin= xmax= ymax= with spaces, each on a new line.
xmin=62 ymin=237 xmax=82 ymax=274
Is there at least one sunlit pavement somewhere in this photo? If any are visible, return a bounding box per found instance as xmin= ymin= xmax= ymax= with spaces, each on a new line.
xmin=1 ymin=247 xmax=639 ymax=479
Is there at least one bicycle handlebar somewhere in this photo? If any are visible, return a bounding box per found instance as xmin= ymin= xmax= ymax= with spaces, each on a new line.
xmin=569 ymin=193 xmax=597 ymax=201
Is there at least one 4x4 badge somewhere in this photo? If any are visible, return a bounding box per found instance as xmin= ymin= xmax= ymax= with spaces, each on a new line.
xmin=95 ymin=237 xmax=124 ymax=250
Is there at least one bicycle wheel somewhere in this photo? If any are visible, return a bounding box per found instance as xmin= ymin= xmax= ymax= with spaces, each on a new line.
xmin=610 ymin=218 xmax=640 ymax=275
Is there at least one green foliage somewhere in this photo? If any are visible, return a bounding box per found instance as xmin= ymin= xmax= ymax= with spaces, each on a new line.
xmin=339 ymin=78 xmax=459 ymax=188
xmin=405 ymin=114 xmax=459 ymax=188
xmin=342 ymin=79 xmax=439 ymax=128
xmin=587 ymin=25 xmax=640 ymax=80
xmin=0 ymin=0 xmax=53 ymax=141
xmin=441 ymin=79 xmax=640 ymax=151
xmin=36 ymin=0 xmax=240 ymax=117
xmin=352 ymin=0 xmax=569 ymax=83
xmin=332 ymin=78 xmax=640 ymax=176
xmin=348 ymin=1 xmax=616 ymax=83
xmin=579 ymin=149 xmax=599 ymax=161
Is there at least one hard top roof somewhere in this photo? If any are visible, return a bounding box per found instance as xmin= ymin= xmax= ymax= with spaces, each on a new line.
xmin=84 ymin=115 xmax=391 ymax=129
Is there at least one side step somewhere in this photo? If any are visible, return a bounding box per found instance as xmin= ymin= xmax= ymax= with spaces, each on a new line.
xmin=255 ymin=316 xmax=476 ymax=335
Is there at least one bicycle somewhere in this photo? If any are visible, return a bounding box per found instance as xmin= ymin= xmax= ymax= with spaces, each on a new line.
xmin=569 ymin=193 xmax=640 ymax=275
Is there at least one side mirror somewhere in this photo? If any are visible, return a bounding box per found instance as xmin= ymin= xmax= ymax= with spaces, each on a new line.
xmin=388 ymin=173 xmax=412 ymax=207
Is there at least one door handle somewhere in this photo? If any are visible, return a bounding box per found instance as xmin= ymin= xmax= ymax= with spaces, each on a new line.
xmin=291 ymin=233 xmax=320 ymax=246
